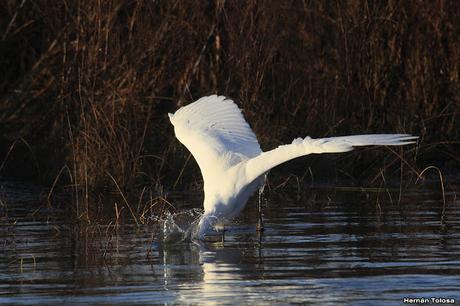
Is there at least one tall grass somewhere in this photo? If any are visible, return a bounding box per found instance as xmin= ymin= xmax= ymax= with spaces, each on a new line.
xmin=0 ymin=0 xmax=458 ymax=197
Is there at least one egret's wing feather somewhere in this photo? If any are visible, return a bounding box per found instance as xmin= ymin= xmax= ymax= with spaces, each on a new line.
xmin=244 ymin=134 xmax=418 ymax=184
xmin=170 ymin=95 xmax=262 ymax=179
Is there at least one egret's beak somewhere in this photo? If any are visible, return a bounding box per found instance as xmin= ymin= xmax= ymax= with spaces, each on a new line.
xmin=168 ymin=113 xmax=174 ymax=124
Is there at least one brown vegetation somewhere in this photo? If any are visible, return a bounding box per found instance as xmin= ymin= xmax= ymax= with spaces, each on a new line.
xmin=0 ymin=0 xmax=458 ymax=199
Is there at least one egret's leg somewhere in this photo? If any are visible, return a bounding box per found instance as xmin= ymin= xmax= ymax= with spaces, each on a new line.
xmin=257 ymin=228 xmax=264 ymax=264
xmin=257 ymin=184 xmax=265 ymax=232
xmin=221 ymin=224 xmax=225 ymax=243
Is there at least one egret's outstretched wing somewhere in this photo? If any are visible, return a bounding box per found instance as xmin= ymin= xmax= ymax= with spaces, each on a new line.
xmin=244 ymin=134 xmax=418 ymax=184
xmin=169 ymin=95 xmax=262 ymax=181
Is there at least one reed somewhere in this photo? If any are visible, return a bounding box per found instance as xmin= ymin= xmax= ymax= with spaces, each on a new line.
xmin=0 ymin=0 xmax=458 ymax=203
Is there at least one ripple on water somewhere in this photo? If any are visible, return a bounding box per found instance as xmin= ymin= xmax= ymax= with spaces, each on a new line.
xmin=1 ymin=180 xmax=460 ymax=304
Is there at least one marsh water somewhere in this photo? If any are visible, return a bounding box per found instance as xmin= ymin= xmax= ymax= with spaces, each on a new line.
xmin=1 ymin=179 xmax=459 ymax=305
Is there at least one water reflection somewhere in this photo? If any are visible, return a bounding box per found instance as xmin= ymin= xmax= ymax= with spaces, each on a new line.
xmin=1 ymin=180 xmax=460 ymax=304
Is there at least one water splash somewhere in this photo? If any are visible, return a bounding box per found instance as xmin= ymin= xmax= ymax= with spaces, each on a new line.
xmin=159 ymin=208 xmax=203 ymax=243
xmin=155 ymin=209 xmax=227 ymax=243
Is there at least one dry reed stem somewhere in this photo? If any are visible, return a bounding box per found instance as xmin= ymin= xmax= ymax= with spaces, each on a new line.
xmin=415 ymin=166 xmax=447 ymax=226
xmin=0 ymin=1 xmax=458 ymax=218
xmin=107 ymin=171 xmax=139 ymax=226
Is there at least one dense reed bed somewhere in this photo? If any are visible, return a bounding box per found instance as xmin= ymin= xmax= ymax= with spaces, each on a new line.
xmin=0 ymin=0 xmax=458 ymax=204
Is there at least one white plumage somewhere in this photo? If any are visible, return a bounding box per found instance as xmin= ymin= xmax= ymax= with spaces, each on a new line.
xmin=169 ymin=95 xmax=418 ymax=238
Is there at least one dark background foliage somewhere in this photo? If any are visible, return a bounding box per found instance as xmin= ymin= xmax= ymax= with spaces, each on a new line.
xmin=0 ymin=0 xmax=458 ymax=192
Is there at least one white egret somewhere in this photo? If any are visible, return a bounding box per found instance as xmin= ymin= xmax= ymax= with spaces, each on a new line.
xmin=169 ymin=95 xmax=417 ymax=239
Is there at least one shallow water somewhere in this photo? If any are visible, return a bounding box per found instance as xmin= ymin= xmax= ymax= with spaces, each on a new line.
xmin=1 ymin=180 xmax=459 ymax=305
